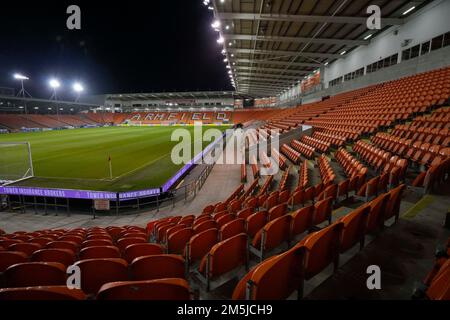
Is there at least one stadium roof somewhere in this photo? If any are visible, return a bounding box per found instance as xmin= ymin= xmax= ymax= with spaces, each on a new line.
xmin=211 ymin=0 xmax=431 ymax=97
xmin=106 ymin=91 xmax=249 ymax=102
xmin=0 ymin=94 xmax=100 ymax=113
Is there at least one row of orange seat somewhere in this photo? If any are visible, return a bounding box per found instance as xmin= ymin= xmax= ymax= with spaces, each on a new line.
xmin=312 ymin=131 xmax=346 ymax=148
xmin=291 ymin=139 xmax=315 ymax=159
xmin=317 ymin=155 xmax=335 ymax=186
xmin=392 ymin=125 xmax=450 ymax=141
xmin=278 ymin=166 xmax=291 ymax=191
xmin=353 ymin=140 xmax=396 ymax=172
xmin=256 ymin=176 xmax=273 ymax=200
xmin=314 ymin=127 xmax=361 ymax=141
xmin=281 ymin=144 xmax=301 ymax=165
xmin=412 ymin=157 xmax=450 ymax=194
xmin=298 ymin=160 xmax=309 ymax=189
xmin=301 ymin=68 xmax=450 ymax=140
xmin=271 ymin=147 xmax=287 ymax=170
xmin=0 ymin=225 xmax=196 ymax=299
xmin=301 ymin=136 xmax=330 ymax=153
xmin=233 ymin=185 xmax=406 ymax=300
xmin=335 ymin=147 xmax=368 ymax=178
xmin=372 ymin=133 xmax=449 ymax=167
xmin=412 ymin=110 xmax=450 ymax=127
xmin=263 ymin=85 xmax=377 ymax=133
xmin=241 ymin=162 xmax=247 ymax=183
xmin=250 ymin=155 xmax=259 ymax=178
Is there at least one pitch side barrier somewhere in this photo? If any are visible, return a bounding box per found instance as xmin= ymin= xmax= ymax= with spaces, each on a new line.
xmin=0 ymin=132 xmax=229 ymax=216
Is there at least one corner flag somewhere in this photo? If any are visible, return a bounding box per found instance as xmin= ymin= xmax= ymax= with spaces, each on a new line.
xmin=108 ymin=155 xmax=113 ymax=180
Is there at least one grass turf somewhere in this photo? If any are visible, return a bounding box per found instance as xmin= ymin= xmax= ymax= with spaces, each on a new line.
xmin=0 ymin=126 xmax=228 ymax=191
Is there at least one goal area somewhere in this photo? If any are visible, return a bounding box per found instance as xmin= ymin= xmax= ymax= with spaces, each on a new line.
xmin=0 ymin=142 xmax=34 ymax=185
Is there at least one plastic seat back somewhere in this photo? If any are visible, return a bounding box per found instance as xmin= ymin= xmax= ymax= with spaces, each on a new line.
xmin=0 ymin=251 xmax=28 ymax=273
xmin=79 ymin=246 xmax=121 ymax=260
xmin=339 ymin=206 xmax=371 ymax=252
xmin=131 ymin=254 xmax=185 ymax=281
xmin=97 ymin=278 xmax=190 ymax=300
xmin=74 ymin=258 xmax=128 ymax=295
xmin=0 ymin=286 xmax=86 ymax=300
xmin=312 ymin=197 xmax=333 ymax=226
xmin=268 ymin=203 xmax=287 ymax=221
xmin=123 ymin=243 xmax=165 ymax=264
xmin=31 ymin=248 xmax=76 ymax=267
xmin=200 ymin=234 xmax=247 ymax=278
xmin=168 ymin=228 xmax=193 ymax=254
xmin=186 ymin=228 xmax=218 ymax=264
xmin=246 ymin=211 xmax=268 ymax=237
xmin=291 ymin=205 xmax=314 ymax=237
xmin=234 ymin=246 xmax=305 ymax=300
xmin=220 ymin=219 xmax=246 ymax=241
xmin=4 ymin=262 xmax=67 ymax=288
xmin=295 ymin=223 xmax=343 ymax=279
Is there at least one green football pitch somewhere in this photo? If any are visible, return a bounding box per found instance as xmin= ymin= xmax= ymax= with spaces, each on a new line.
xmin=0 ymin=126 xmax=228 ymax=192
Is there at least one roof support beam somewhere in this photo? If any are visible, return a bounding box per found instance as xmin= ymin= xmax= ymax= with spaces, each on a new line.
xmin=237 ymin=72 xmax=301 ymax=80
xmin=236 ymin=58 xmax=320 ymax=68
xmin=225 ymin=34 xmax=367 ymax=46
xmin=238 ymin=84 xmax=285 ymax=89
xmin=237 ymin=77 xmax=294 ymax=84
xmin=238 ymin=87 xmax=280 ymax=92
xmin=229 ymin=48 xmax=343 ymax=59
xmin=238 ymin=92 xmax=279 ymax=97
xmin=235 ymin=66 xmax=309 ymax=75
xmin=218 ymin=13 xmax=403 ymax=27
xmin=238 ymin=86 xmax=280 ymax=90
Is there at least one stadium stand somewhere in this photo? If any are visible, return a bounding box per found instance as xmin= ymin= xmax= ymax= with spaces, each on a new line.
xmin=1 ymin=0 xmax=450 ymax=302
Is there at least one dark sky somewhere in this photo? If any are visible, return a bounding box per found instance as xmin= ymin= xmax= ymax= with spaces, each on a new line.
xmin=0 ymin=0 xmax=232 ymax=99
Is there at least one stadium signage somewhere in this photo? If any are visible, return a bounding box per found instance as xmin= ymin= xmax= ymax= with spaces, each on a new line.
xmin=130 ymin=112 xmax=231 ymax=122
xmin=119 ymin=188 xmax=161 ymax=200
xmin=0 ymin=186 xmax=117 ymax=200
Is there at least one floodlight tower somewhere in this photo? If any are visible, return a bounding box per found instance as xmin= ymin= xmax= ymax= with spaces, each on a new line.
xmin=49 ymin=78 xmax=61 ymax=100
xmin=73 ymin=82 xmax=84 ymax=102
xmin=14 ymin=73 xmax=32 ymax=98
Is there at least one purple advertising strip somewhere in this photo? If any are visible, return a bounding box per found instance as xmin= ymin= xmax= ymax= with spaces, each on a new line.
xmin=161 ymin=132 xmax=225 ymax=192
xmin=0 ymin=186 xmax=117 ymax=200
xmin=0 ymin=132 xmax=228 ymax=201
xmin=119 ymin=188 xmax=161 ymax=200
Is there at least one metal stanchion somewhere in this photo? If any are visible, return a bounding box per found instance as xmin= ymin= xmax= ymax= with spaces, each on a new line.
xmin=34 ymin=196 xmax=38 ymax=214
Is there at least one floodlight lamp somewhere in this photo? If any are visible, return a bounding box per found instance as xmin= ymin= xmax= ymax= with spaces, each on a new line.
xmin=14 ymin=73 xmax=29 ymax=80
xmin=73 ymin=82 xmax=84 ymax=93
xmin=49 ymin=79 xmax=61 ymax=89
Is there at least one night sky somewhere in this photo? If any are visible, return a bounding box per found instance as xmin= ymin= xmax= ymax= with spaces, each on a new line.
xmin=0 ymin=0 xmax=232 ymax=99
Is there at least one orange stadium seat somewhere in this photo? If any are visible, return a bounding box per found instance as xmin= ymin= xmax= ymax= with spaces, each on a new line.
xmin=220 ymin=218 xmax=246 ymax=241
xmin=4 ymin=262 xmax=67 ymax=288
xmin=79 ymin=246 xmax=121 ymax=260
xmin=251 ymin=215 xmax=292 ymax=262
xmin=74 ymin=258 xmax=128 ymax=295
xmin=295 ymin=223 xmax=344 ymax=297
xmin=185 ymin=228 xmax=218 ymax=267
xmin=123 ymin=243 xmax=165 ymax=264
xmin=0 ymin=286 xmax=87 ymax=300
xmin=233 ymin=246 xmax=305 ymax=300
xmin=0 ymin=251 xmax=28 ymax=273
xmin=167 ymin=228 xmax=193 ymax=254
xmin=338 ymin=206 xmax=371 ymax=252
xmin=131 ymin=255 xmax=185 ymax=281
xmin=31 ymin=248 xmax=76 ymax=267
xmin=97 ymin=279 xmax=191 ymax=300
xmin=198 ymin=233 xmax=248 ymax=291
